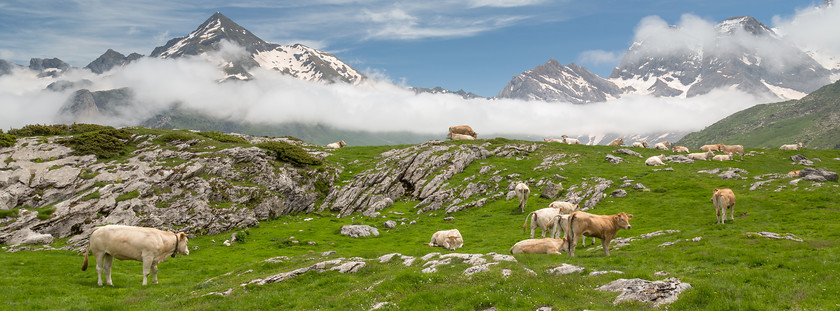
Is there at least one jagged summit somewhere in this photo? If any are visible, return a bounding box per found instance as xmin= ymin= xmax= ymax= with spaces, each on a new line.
xmin=496 ymin=58 xmax=622 ymax=104
xmin=148 ymin=12 xmax=365 ymax=84
xmin=715 ymin=16 xmax=775 ymax=36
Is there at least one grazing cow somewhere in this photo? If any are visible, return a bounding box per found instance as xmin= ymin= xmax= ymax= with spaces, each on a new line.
xmin=428 ymin=229 xmax=463 ymax=250
xmin=720 ymin=144 xmax=744 ymax=160
xmin=523 ymin=207 xmax=562 ymax=239
xmin=632 ymin=141 xmax=649 ymax=148
xmin=653 ymin=141 xmax=671 ymax=150
xmin=645 ymin=154 xmax=666 ymax=166
xmin=688 ymin=151 xmax=715 ymax=161
xmin=447 ymin=132 xmax=476 ymax=141
xmin=514 ymin=183 xmax=530 ymax=213
xmin=561 ymin=135 xmax=581 ymax=145
xmin=543 ymin=138 xmax=565 ymax=143
xmin=607 ymin=138 xmax=625 ymax=146
xmin=448 ymin=125 xmax=477 ymax=138
xmin=547 ymin=201 xmax=580 ymax=239
xmin=671 ymin=145 xmax=690 ymax=153
xmin=510 ymin=237 xmax=570 ymax=255
xmin=326 ymin=140 xmax=347 ymax=149
xmin=712 ymin=188 xmax=736 ymax=224
xmin=548 ymin=201 xmax=580 ymax=215
xmin=567 ymin=211 xmax=633 ymax=257
xmin=81 ymin=225 xmax=189 ymax=286
xmin=712 ymin=153 xmax=733 ymax=161
xmin=700 ymin=144 xmax=723 ymax=152
xmin=779 ymin=142 xmax=804 ymax=150
xmin=787 ymin=170 xmax=801 ymax=176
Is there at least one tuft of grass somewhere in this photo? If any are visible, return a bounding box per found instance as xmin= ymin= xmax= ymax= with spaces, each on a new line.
xmin=81 ymin=190 xmax=100 ymax=201
xmin=115 ymin=190 xmax=140 ymax=202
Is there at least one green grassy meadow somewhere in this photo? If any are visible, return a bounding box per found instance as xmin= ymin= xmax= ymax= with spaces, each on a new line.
xmin=2 ymin=140 xmax=839 ymax=310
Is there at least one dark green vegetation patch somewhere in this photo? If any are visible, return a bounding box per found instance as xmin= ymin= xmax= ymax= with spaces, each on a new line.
xmin=58 ymin=128 xmax=133 ymax=159
xmin=257 ymin=141 xmax=324 ymax=167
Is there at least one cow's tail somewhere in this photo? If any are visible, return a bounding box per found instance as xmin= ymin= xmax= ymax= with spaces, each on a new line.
xmin=567 ymin=213 xmax=578 ymax=253
xmin=81 ymin=244 xmax=90 ymax=271
xmin=523 ymin=212 xmax=536 ymax=233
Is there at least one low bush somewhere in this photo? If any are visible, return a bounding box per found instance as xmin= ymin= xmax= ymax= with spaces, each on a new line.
xmin=7 ymin=124 xmax=70 ymax=137
xmin=196 ymin=131 xmax=248 ymax=144
xmin=0 ymin=132 xmax=16 ymax=148
xmin=59 ymin=129 xmax=133 ymax=159
xmin=257 ymin=141 xmax=323 ymax=167
xmin=157 ymin=133 xmax=197 ymax=144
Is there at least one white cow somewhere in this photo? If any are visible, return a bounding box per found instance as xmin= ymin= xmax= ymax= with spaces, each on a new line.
xmin=632 ymin=141 xmax=649 ymax=148
xmin=447 ymin=132 xmax=476 ymax=141
xmin=779 ymin=142 xmax=804 ymax=150
xmin=712 ymin=153 xmax=733 ymax=161
xmin=671 ymin=145 xmax=690 ymax=153
xmin=82 ymin=225 xmax=189 ymax=286
xmin=645 ymin=154 xmax=666 ymax=166
xmin=653 ymin=141 xmax=671 ymax=150
xmin=543 ymin=138 xmax=565 ymax=143
xmin=523 ymin=207 xmax=559 ymax=239
xmin=514 ymin=183 xmax=530 ymax=213
xmin=561 ymin=135 xmax=581 ymax=145
xmin=326 ymin=140 xmax=347 ymax=149
xmin=688 ymin=151 xmax=715 ymax=161
xmin=428 ymin=229 xmax=463 ymax=250
xmin=510 ymin=237 xmax=570 ymax=255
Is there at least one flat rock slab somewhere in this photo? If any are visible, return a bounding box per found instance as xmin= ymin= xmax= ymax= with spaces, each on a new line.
xmin=597 ymin=277 xmax=691 ymax=307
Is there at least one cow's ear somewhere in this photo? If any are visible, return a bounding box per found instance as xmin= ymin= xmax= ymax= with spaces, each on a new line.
xmin=627 ymin=214 xmax=634 ymax=219
xmin=178 ymin=232 xmax=187 ymax=239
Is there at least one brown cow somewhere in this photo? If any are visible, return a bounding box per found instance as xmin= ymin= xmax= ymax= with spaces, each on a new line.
xmin=82 ymin=225 xmax=189 ymax=286
xmin=510 ymin=237 xmax=570 ymax=255
xmin=720 ymin=144 xmax=744 ymax=160
xmin=448 ymin=125 xmax=477 ymax=138
xmin=607 ymin=138 xmax=625 ymax=146
xmin=700 ymin=144 xmax=723 ymax=152
xmin=712 ymin=188 xmax=736 ymax=224
xmin=446 ymin=133 xmax=476 ymax=141
xmin=671 ymin=145 xmax=690 ymax=153
xmin=567 ymin=211 xmax=633 ymax=257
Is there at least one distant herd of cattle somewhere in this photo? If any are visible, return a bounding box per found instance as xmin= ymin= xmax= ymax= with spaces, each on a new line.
xmin=80 ymin=125 xmax=803 ymax=286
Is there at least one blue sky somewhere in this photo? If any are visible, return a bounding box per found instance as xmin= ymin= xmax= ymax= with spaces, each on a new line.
xmin=0 ymin=0 xmax=830 ymax=97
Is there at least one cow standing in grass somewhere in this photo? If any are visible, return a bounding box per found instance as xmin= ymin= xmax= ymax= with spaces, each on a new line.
xmin=82 ymin=225 xmax=189 ymax=286
xmin=712 ymin=188 xmax=736 ymax=224
xmin=567 ymin=211 xmax=633 ymax=257
xmin=514 ymin=183 xmax=530 ymax=213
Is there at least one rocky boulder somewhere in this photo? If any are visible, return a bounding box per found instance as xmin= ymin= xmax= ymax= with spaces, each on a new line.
xmin=340 ymin=225 xmax=380 ymax=238
xmin=799 ymin=168 xmax=838 ymax=182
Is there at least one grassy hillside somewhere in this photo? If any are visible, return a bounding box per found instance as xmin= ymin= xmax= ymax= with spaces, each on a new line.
xmin=2 ymin=136 xmax=840 ymax=310
xmin=678 ymin=79 xmax=840 ymax=149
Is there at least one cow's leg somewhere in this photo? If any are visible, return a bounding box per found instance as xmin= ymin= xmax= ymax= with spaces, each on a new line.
xmin=103 ymin=254 xmax=114 ymax=286
xmin=530 ymin=224 xmax=536 ymax=239
xmin=602 ymin=238 xmax=610 ymax=256
xmin=716 ymin=205 xmax=722 ymax=224
xmin=151 ymin=263 xmax=159 ymax=285
xmin=730 ymin=204 xmax=735 ymax=221
xmin=569 ymin=233 xmax=577 ymax=257
xmin=141 ymin=256 xmax=153 ymax=286
xmin=95 ymin=252 xmax=105 ymax=286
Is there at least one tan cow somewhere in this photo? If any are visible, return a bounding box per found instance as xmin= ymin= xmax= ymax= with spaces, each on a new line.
xmin=514 ymin=183 xmax=530 ymax=213
xmin=81 ymin=225 xmax=189 ymax=286
xmin=688 ymin=151 xmax=715 ymax=161
xmin=567 ymin=211 xmax=633 ymax=257
xmin=671 ymin=145 xmax=690 ymax=153
xmin=720 ymin=144 xmax=743 ymax=160
xmin=607 ymin=138 xmax=625 ymax=146
xmin=712 ymin=188 xmax=736 ymax=224
xmin=653 ymin=141 xmax=671 ymax=150
xmin=428 ymin=229 xmax=464 ymax=250
xmin=448 ymin=125 xmax=477 ymax=138
xmin=326 ymin=140 xmax=347 ymax=149
xmin=700 ymin=144 xmax=723 ymax=152
xmin=543 ymin=138 xmax=564 ymax=143
xmin=510 ymin=237 xmax=570 ymax=255
xmin=632 ymin=141 xmax=649 ymax=148
xmin=447 ymin=132 xmax=476 ymax=140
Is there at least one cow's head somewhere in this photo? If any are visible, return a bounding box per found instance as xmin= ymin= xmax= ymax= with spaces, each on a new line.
xmin=616 ymin=212 xmax=633 ymax=230
xmin=446 ymin=232 xmax=463 ymax=250
xmin=177 ymin=232 xmax=190 ymax=256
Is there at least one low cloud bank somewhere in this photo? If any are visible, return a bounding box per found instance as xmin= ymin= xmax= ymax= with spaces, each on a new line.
xmin=1 ymin=51 xmax=762 ymax=138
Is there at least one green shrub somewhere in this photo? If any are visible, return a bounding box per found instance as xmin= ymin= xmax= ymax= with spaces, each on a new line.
xmin=59 ymin=129 xmax=133 ymax=159
xmin=257 ymin=141 xmax=323 ymax=167
xmin=157 ymin=133 xmax=196 ymax=144
xmin=0 ymin=132 xmax=16 ymax=148
xmin=196 ymin=131 xmax=248 ymax=144
xmin=0 ymin=209 xmax=19 ymax=218
xmin=115 ymin=190 xmax=140 ymax=202
xmin=35 ymin=207 xmax=55 ymax=220
xmin=68 ymin=123 xmax=113 ymax=134
xmin=7 ymin=124 xmax=69 ymax=137
xmin=81 ymin=190 xmax=100 ymax=201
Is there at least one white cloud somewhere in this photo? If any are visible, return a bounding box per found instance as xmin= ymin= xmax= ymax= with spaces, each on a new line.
xmin=0 ymin=46 xmax=763 ymax=139
xmin=467 ymin=0 xmax=548 ymax=8
xmin=577 ymin=50 xmax=624 ymax=65
xmin=772 ymin=3 xmax=840 ymax=69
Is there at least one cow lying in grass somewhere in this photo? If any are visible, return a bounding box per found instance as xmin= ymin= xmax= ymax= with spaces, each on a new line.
xmin=82 ymin=225 xmax=189 ymax=286
xmin=427 ymin=229 xmax=464 ymax=250
xmin=510 ymin=237 xmax=570 ymax=255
